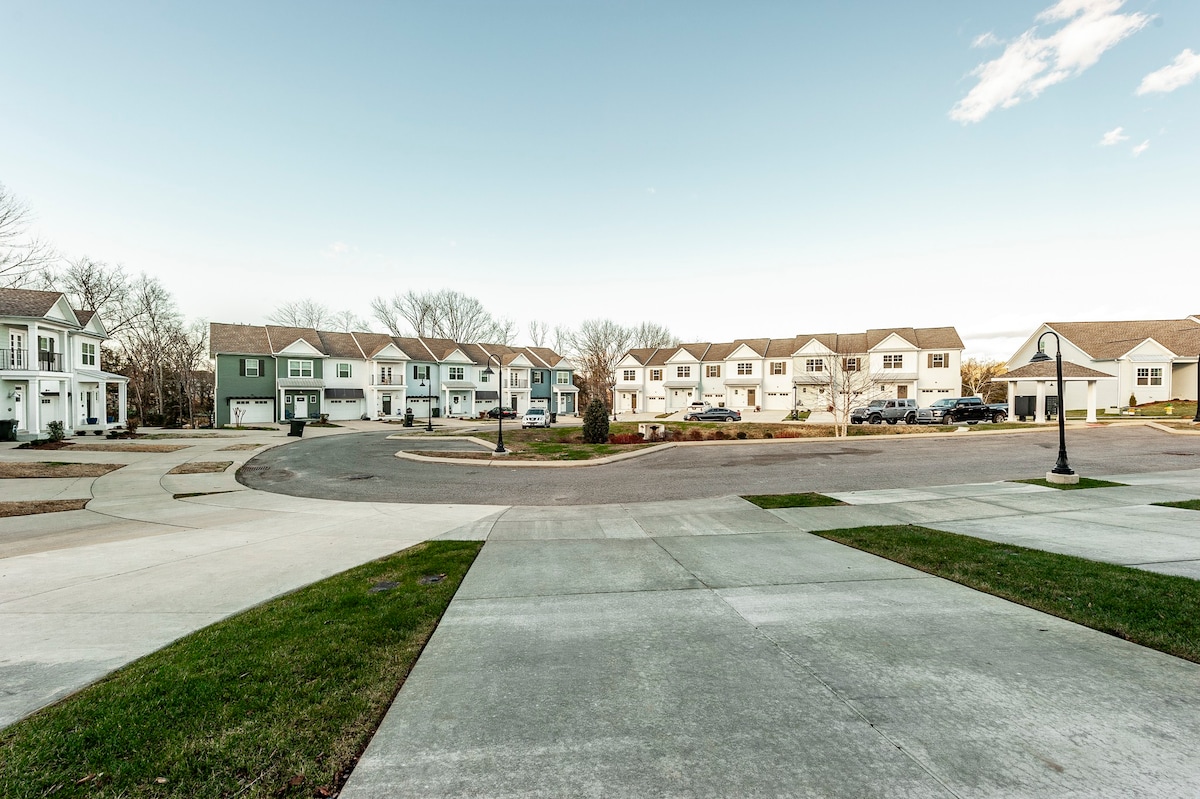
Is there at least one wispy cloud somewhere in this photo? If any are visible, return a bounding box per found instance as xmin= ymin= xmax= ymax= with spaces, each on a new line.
xmin=1132 ymin=139 xmax=1150 ymax=157
xmin=951 ymin=0 xmax=1152 ymax=124
xmin=972 ymin=32 xmax=1002 ymax=49
xmin=1136 ymin=49 xmax=1200 ymax=95
xmin=322 ymin=241 xmax=353 ymax=258
xmin=1099 ymin=126 xmax=1128 ymax=146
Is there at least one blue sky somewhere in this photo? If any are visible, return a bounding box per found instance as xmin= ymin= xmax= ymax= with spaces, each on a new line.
xmin=3 ymin=0 xmax=1198 ymax=359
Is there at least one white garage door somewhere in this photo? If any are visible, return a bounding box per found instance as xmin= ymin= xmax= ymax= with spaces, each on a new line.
xmin=325 ymin=398 xmax=364 ymax=421
xmin=231 ymin=399 xmax=275 ymax=424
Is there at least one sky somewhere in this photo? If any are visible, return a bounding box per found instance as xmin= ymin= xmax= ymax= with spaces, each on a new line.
xmin=2 ymin=0 xmax=1198 ymax=361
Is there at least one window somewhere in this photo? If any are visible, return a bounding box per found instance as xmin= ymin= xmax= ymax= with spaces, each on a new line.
xmin=284 ymin=395 xmax=292 ymax=404
xmin=843 ymin=357 xmax=860 ymax=372
xmin=737 ymin=362 xmax=752 ymax=375
xmin=623 ymin=369 xmax=636 ymax=381
xmin=479 ymin=369 xmax=490 ymax=383
xmin=555 ymin=371 xmax=571 ymax=385
xmin=650 ymin=369 xmax=662 ymax=381
xmin=1137 ymin=368 xmax=1163 ymax=386
xmin=532 ymin=371 xmax=544 ymax=384
xmin=770 ymin=361 xmax=786 ymax=375
xmin=805 ymin=359 xmax=824 ymax=373
xmin=413 ymin=365 xmax=430 ymax=380
xmin=81 ymin=342 xmax=97 ymax=366
xmin=449 ymin=366 xmax=464 ymax=380
xmin=927 ymin=352 xmax=947 ymax=368
xmin=288 ymin=360 xmax=313 ymax=378
xmin=883 ymin=355 xmax=903 ymax=369
xmin=677 ymin=366 xmax=691 ymax=378
xmin=337 ymin=363 xmax=352 ymax=378
xmin=706 ymin=365 xmax=721 ymax=378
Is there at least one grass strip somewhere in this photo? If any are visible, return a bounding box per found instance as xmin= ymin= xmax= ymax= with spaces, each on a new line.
xmin=1013 ymin=477 xmax=1127 ymax=490
xmin=0 ymin=540 xmax=482 ymax=799
xmin=0 ymin=499 xmax=89 ymax=517
xmin=166 ymin=461 xmax=234 ymax=475
xmin=741 ymin=493 xmax=846 ymax=509
xmin=0 ymin=462 xmax=123 ymax=478
xmin=1153 ymin=499 xmax=1200 ymax=511
xmin=815 ymin=525 xmax=1200 ymax=664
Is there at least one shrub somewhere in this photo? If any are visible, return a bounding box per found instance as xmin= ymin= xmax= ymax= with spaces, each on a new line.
xmin=47 ymin=421 xmax=66 ymax=442
xmin=775 ymin=428 xmax=803 ymax=439
xmin=736 ymin=431 xmax=748 ymax=439
xmin=582 ymin=398 xmax=610 ymax=444
xmin=1129 ymin=394 xmax=1138 ymax=408
xmin=686 ymin=428 xmax=705 ymax=441
xmin=126 ymin=417 xmax=140 ymax=437
xmin=708 ymin=430 xmax=729 ymax=441
xmin=607 ymin=432 xmax=643 ymax=445
xmin=763 ymin=432 xmax=774 ymax=439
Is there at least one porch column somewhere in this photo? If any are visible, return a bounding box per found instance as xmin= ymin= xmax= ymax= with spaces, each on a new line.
xmin=1086 ymin=381 xmax=1097 ymax=423
xmin=1035 ymin=381 xmax=1047 ymax=424
xmin=1006 ymin=381 xmax=1015 ymax=418
xmin=118 ymin=382 xmax=128 ymax=425
xmin=27 ymin=322 xmax=39 ymax=371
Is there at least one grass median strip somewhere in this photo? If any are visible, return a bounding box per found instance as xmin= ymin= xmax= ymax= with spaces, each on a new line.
xmin=1013 ymin=477 xmax=1127 ymax=490
xmin=1153 ymin=499 xmax=1200 ymax=511
xmin=815 ymin=525 xmax=1200 ymax=664
xmin=742 ymin=493 xmax=846 ymax=509
xmin=0 ymin=540 xmax=482 ymax=799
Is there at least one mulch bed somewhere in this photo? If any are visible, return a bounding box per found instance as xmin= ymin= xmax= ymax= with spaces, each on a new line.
xmin=167 ymin=461 xmax=234 ymax=475
xmin=0 ymin=463 xmax=124 ymax=479
xmin=0 ymin=499 xmax=89 ymax=517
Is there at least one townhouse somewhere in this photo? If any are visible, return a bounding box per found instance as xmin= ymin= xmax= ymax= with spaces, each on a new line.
xmin=1007 ymin=316 xmax=1200 ymax=410
xmin=0 ymin=287 xmax=128 ymax=438
xmin=210 ymin=323 xmax=576 ymax=426
xmin=615 ymin=327 xmax=964 ymax=413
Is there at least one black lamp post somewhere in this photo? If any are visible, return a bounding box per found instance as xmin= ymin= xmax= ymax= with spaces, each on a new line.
xmin=1030 ymin=331 xmax=1074 ymax=478
xmin=610 ymin=381 xmax=617 ymax=421
xmin=792 ymin=382 xmax=798 ymax=421
xmin=418 ymin=379 xmax=433 ymax=432
xmin=482 ymin=355 xmax=506 ymax=454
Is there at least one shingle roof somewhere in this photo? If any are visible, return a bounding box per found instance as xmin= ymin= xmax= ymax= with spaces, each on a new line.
xmin=210 ymin=323 xmax=272 ymax=356
xmin=624 ymin=326 xmax=963 ymax=365
xmin=264 ymin=326 xmax=324 ymax=353
xmin=1003 ymin=361 xmax=1115 ymax=380
xmin=350 ymin=332 xmax=397 ymax=359
xmin=1048 ymin=319 xmax=1200 ymax=360
xmin=0 ymin=288 xmax=65 ymax=318
xmin=74 ymin=309 xmax=96 ymax=326
xmin=316 ymin=331 xmax=364 ymax=359
xmin=914 ymin=327 xmax=965 ymax=350
xmin=624 ymin=348 xmax=659 ymax=366
xmin=764 ymin=338 xmax=796 ymax=358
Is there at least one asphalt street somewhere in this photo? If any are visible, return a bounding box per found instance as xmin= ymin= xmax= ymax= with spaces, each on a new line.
xmin=237 ymin=425 xmax=1200 ymax=505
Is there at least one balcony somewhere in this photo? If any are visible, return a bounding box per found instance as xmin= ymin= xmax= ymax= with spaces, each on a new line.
xmin=0 ymin=349 xmax=63 ymax=371
xmin=505 ymin=378 xmax=529 ymax=389
xmin=371 ymin=375 xmax=404 ymax=386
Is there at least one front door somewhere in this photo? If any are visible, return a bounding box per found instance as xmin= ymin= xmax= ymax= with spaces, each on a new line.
xmin=897 ymin=385 xmax=908 ymax=399
xmin=631 ymin=394 xmax=637 ymax=411
xmin=382 ymin=394 xmax=392 ymax=415
xmin=294 ymin=394 xmax=308 ymax=418
xmin=747 ymin=389 xmax=756 ymax=407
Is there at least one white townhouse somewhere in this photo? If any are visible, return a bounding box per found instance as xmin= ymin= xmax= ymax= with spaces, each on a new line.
xmin=614 ymin=327 xmax=965 ymax=414
xmin=1007 ymin=317 xmax=1200 ymax=412
xmin=0 ymin=287 xmax=128 ymax=438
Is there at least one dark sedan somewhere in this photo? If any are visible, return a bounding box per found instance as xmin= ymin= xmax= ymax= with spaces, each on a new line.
xmin=487 ymin=406 xmax=518 ymax=419
xmin=685 ymin=408 xmax=742 ymax=422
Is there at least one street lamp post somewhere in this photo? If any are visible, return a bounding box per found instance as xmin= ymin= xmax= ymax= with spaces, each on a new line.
xmin=792 ymin=383 xmax=798 ymax=421
xmin=482 ymin=356 xmax=506 ymax=454
xmin=1194 ymin=352 xmax=1200 ymax=423
xmin=610 ymin=382 xmax=617 ymax=421
xmin=418 ymin=379 xmax=433 ymax=432
xmin=1030 ymin=331 xmax=1075 ymax=481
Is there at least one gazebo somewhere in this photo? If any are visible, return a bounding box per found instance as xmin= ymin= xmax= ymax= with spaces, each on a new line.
xmin=1000 ymin=361 xmax=1116 ymax=423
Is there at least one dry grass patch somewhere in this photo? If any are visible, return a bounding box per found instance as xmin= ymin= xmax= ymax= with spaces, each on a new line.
xmin=217 ymin=443 xmax=266 ymax=451
xmin=167 ymin=461 xmax=234 ymax=475
xmin=0 ymin=462 xmax=124 ymax=479
xmin=70 ymin=443 xmax=191 ymax=453
xmin=0 ymin=499 xmax=89 ymax=517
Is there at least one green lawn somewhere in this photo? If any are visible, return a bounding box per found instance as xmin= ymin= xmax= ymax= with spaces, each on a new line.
xmin=742 ymin=493 xmax=846 ymax=509
xmin=816 ymin=525 xmax=1200 ymax=664
xmin=1153 ymin=499 xmax=1200 ymax=511
xmin=0 ymin=541 xmax=482 ymax=799
xmin=1013 ymin=477 xmax=1127 ymax=490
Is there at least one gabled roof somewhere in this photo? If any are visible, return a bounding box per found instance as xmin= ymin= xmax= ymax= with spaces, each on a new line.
xmin=317 ymin=331 xmax=365 ymax=359
xmin=0 ymin=288 xmax=68 ymax=319
xmin=350 ymin=332 xmax=397 ymax=359
xmin=866 ymin=328 xmax=918 ymax=349
xmin=74 ymin=309 xmax=96 ymax=326
xmin=725 ymin=339 xmax=770 ymax=358
xmin=764 ymin=338 xmax=796 ymax=358
xmin=1046 ymin=319 xmax=1200 ymax=360
xmin=210 ymin=323 xmax=272 ymax=356
xmin=264 ymin=326 xmax=323 ymax=353
xmin=1003 ymin=361 xmax=1115 ymax=380
xmin=912 ymin=326 xmax=965 ymax=350
xmin=623 ymin=348 xmax=659 ymax=366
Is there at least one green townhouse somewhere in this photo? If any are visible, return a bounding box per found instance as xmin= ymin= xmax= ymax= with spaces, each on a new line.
xmin=210 ymin=323 xmax=576 ymax=426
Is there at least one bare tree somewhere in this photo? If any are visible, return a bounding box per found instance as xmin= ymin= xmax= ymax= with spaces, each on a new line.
xmin=40 ymin=257 xmax=149 ymax=335
xmin=527 ymin=320 xmax=551 ymax=348
xmin=267 ymin=299 xmax=332 ymax=329
xmin=961 ymin=358 xmax=1007 ymax=402
xmin=371 ymin=289 xmax=515 ymax=343
xmin=799 ymin=351 xmax=888 ymax=437
xmin=0 ymin=183 xmax=56 ymax=287
xmin=559 ymin=319 xmax=635 ymax=409
xmin=630 ymin=321 xmax=679 ymax=349
xmin=328 ymin=309 xmax=372 ymax=333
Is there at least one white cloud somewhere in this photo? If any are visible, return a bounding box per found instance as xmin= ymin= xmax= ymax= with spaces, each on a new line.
xmin=951 ymin=0 xmax=1152 ymax=123
xmin=322 ymin=241 xmax=353 ymax=258
xmin=1136 ymin=49 xmax=1200 ymax=95
xmin=1099 ymin=126 xmax=1128 ymax=146
xmin=1132 ymin=139 xmax=1150 ymax=157
xmin=972 ymin=32 xmax=1002 ymax=49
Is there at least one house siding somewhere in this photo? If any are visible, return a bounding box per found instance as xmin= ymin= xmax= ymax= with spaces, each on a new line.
xmin=215 ymin=355 xmax=277 ymax=426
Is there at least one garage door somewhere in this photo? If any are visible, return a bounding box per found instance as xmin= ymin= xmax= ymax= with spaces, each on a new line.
xmin=325 ymin=398 xmax=364 ymax=421
xmin=231 ymin=399 xmax=275 ymax=424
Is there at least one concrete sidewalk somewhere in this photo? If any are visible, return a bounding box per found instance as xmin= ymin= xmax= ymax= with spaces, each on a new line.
xmin=343 ymin=471 xmax=1200 ymax=798
xmin=0 ymin=426 xmax=502 ymax=728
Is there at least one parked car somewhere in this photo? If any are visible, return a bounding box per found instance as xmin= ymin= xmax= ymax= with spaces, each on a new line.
xmin=521 ymin=408 xmax=551 ymax=428
xmin=487 ymin=406 xmax=518 ymax=419
xmin=917 ymin=397 xmax=1003 ymax=424
xmin=851 ymin=400 xmax=887 ymax=424
xmin=685 ymin=407 xmax=742 ymax=422
xmin=685 ymin=401 xmax=712 ymax=416
xmin=987 ymin=403 xmax=1009 ymax=423
xmin=850 ymin=398 xmax=918 ymax=424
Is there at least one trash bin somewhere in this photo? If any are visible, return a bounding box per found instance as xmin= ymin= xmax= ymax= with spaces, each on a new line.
xmin=288 ymin=419 xmax=307 ymax=437
xmin=404 ymin=409 xmax=414 ymax=427
xmin=0 ymin=419 xmax=16 ymax=442
xmin=550 ymin=412 xmax=557 ymax=423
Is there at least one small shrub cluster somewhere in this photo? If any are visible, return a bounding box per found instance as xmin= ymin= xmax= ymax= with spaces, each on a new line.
xmin=582 ymin=398 xmax=610 ymax=444
xmin=47 ymin=421 xmax=66 ymax=442
xmin=774 ymin=429 xmax=804 ymax=439
xmin=607 ymin=432 xmax=644 ymax=445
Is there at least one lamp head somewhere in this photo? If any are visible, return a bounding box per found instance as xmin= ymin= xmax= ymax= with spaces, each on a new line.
xmin=1030 ymin=350 xmax=1051 ymax=363
xmin=483 ymin=365 xmax=494 ymax=377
